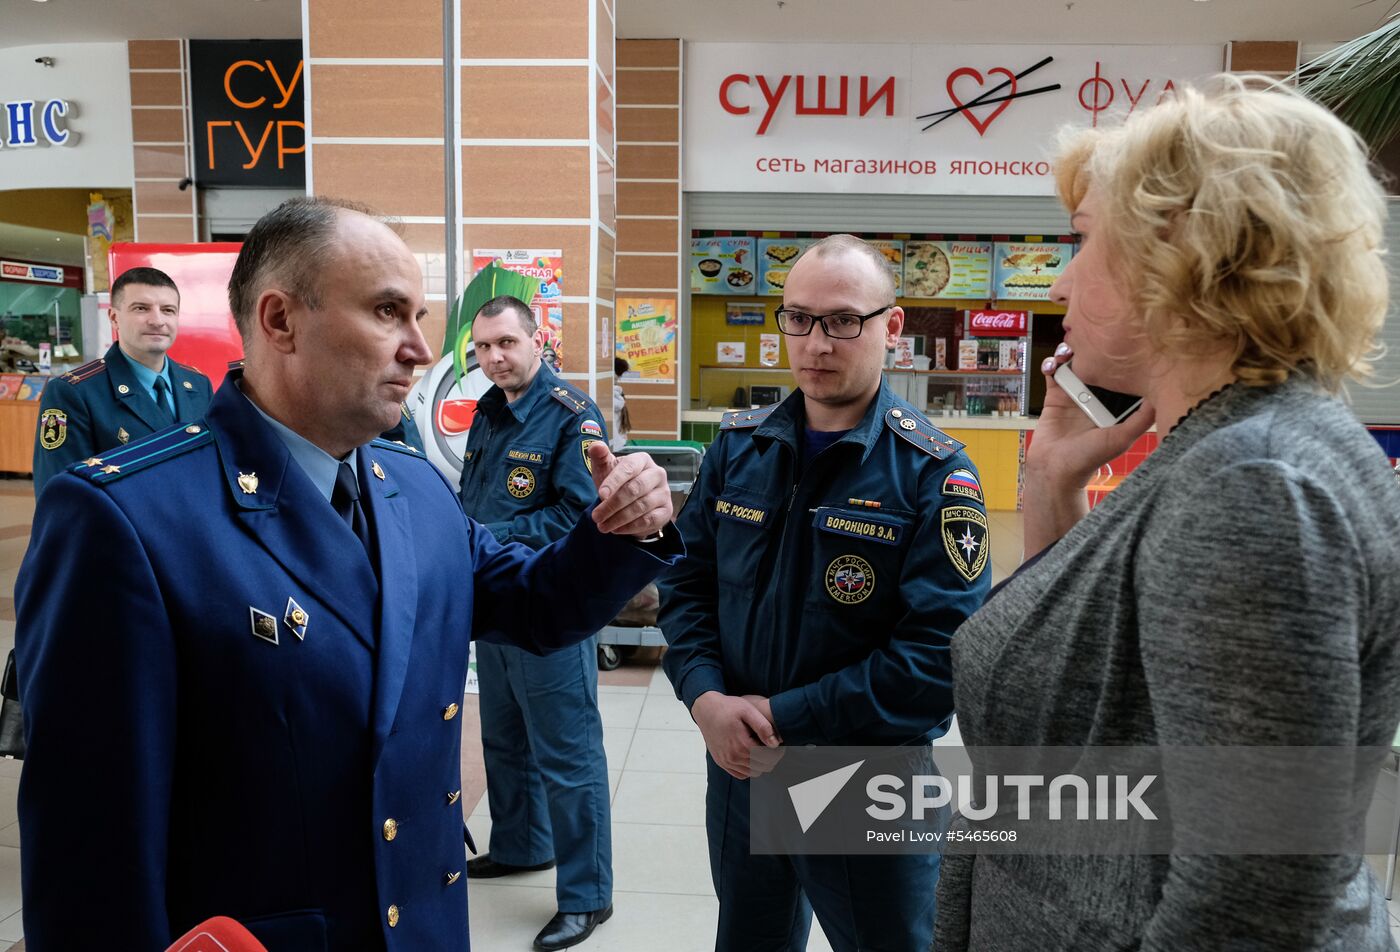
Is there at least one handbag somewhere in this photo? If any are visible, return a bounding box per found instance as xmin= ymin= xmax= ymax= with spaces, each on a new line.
xmin=0 ymin=649 xmax=25 ymax=760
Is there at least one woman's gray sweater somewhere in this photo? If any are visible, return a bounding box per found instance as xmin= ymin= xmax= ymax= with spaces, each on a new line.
xmin=936 ymin=377 xmax=1400 ymax=951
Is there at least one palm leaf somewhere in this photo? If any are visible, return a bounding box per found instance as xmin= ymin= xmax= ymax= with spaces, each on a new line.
xmin=444 ymin=262 xmax=541 ymax=385
xmin=1294 ymin=12 xmax=1400 ymax=153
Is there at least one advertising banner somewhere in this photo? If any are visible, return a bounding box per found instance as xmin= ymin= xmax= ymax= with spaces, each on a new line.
xmin=616 ymin=297 xmax=678 ymax=383
xmin=471 ymin=249 xmax=564 ymax=367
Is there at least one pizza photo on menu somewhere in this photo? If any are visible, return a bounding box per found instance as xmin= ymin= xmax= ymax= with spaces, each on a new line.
xmin=905 ymin=242 xmax=952 ymax=297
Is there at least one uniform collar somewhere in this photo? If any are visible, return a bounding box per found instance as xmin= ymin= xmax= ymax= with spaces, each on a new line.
xmin=753 ymin=379 xmax=893 ymax=465
xmin=241 ymin=381 xmax=356 ymax=504
xmin=118 ymin=346 xmax=172 ymax=393
xmin=104 ymin=341 xmax=170 ymax=431
xmin=480 ymin=358 xmax=556 ymax=425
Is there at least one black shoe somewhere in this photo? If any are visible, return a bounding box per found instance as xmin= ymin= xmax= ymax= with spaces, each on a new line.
xmin=465 ymin=854 xmax=556 ymax=879
xmin=532 ymin=905 xmax=614 ymax=951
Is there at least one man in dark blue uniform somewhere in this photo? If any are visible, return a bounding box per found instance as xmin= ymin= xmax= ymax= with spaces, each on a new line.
xmin=33 ymin=266 xmax=212 ymax=494
xmin=14 ymin=197 xmax=681 ymax=951
xmin=658 ymin=235 xmax=991 ymax=952
xmin=457 ymin=295 xmax=614 ymax=951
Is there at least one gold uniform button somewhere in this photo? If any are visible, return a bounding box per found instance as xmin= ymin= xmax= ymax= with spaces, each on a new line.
xmin=387 ymin=905 xmax=400 ymax=928
xmin=443 ymin=702 xmax=459 ymax=721
xmin=447 ymin=789 xmax=461 ymax=805
xmin=383 ymin=818 xmax=398 ymax=841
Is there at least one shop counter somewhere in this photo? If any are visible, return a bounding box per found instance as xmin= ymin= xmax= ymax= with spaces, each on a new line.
xmin=680 ymin=408 xmax=1032 ymax=510
xmin=0 ymin=402 xmax=39 ymax=475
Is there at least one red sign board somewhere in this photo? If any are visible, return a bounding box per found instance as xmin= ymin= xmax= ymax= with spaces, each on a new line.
xmin=109 ymin=243 xmax=244 ymax=387
xmin=968 ymin=309 xmax=1028 ymax=337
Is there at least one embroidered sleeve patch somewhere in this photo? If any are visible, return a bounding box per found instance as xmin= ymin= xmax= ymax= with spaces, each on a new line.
xmin=39 ymin=408 xmax=67 ymax=450
xmin=715 ymin=496 xmax=769 ymax=527
xmin=941 ymin=468 xmax=984 ymax=505
xmin=940 ymin=505 xmax=989 ymax=582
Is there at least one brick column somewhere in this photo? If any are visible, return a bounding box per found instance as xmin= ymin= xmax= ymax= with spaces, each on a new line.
xmin=1224 ymin=41 xmax=1300 ymax=78
xmin=128 ymin=40 xmax=198 ymax=243
xmin=614 ymin=39 xmax=682 ymax=439
xmin=458 ymin=0 xmax=616 ymax=415
xmin=305 ymin=0 xmax=450 ymax=351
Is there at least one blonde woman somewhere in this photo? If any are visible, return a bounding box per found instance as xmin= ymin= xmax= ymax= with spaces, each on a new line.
xmin=936 ymin=77 xmax=1400 ymax=950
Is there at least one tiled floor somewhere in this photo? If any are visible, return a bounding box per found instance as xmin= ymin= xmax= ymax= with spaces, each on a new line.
xmin=1 ymin=486 xmax=1399 ymax=951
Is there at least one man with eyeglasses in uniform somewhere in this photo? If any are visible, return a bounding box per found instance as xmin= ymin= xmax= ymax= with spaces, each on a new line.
xmin=657 ymin=234 xmax=991 ymax=951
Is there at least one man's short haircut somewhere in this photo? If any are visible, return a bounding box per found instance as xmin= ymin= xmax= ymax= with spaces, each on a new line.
xmin=112 ymin=267 xmax=179 ymax=307
xmin=797 ymin=234 xmax=897 ymax=302
xmin=227 ymin=196 xmax=383 ymax=340
xmin=475 ymin=295 xmax=537 ymax=335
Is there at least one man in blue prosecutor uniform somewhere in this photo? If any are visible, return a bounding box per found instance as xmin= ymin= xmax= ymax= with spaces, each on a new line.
xmin=14 ymin=197 xmax=682 ymax=951
xmin=33 ymin=266 xmax=213 ymax=494
xmin=456 ymin=295 xmax=614 ymax=951
xmin=658 ymin=236 xmax=992 ymax=952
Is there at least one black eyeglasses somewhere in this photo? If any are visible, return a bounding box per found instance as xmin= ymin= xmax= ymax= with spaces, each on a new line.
xmin=774 ymin=305 xmax=893 ymax=339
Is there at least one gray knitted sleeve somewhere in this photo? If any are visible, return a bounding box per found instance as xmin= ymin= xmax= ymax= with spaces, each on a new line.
xmin=1136 ymin=459 xmax=1371 ymax=950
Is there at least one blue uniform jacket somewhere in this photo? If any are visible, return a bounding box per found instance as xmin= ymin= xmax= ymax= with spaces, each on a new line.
xmin=658 ymin=383 xmax=991 ymax=747
xmin=33 ymin=341 xmax=213 ymax=495
xmin=14 ymin=373 xmax=682 ymax=951
xmin=457 ymin=360 xmax=606 ymax=550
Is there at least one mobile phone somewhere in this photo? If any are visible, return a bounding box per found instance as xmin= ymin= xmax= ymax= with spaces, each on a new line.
xmin=1052 ymin=360 xmax=1144 ymax=428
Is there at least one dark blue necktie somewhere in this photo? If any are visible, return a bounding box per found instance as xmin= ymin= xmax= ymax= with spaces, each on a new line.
xmin=151 ymin=377 xmax=175 ymax=426
xmin=333 ymin=461 xmax=372 ymax=555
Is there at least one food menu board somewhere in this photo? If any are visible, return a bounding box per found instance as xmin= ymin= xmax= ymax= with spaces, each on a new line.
xmin=691 ymin=237 xmax=757 ymax=294
xmin=993 ymin=242 xmax=1075 ymax=301
xmin=755 ymin=238 xmax=812 ymax=295
xmin=867 ymin=240 xmax=904 ymax=295
xmin=903 ymin=241 xmax=993 ymax=299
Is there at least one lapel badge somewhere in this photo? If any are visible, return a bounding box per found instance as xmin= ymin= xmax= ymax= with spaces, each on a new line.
xmin=372 ymin=460 xmax=385 ymax=480
xmin=250 ymin=606 xmax=279 ymax=645
xmin=117 ymin=427 xmax=130 ymax=443
xmin=284 ymin=596 xmax=309 ymax=641
xmin=117 ymin=384 xmax=130 ymax=395
xmin=899 ymin=418 xmax=917 ymax=431
xmin=182 ymin=380 xmax=193 ymax=390
xmin=237 ymin=472 xmax=259 ymax=494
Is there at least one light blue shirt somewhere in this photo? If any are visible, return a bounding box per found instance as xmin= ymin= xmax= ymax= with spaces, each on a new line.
xmin=241 ymin=384 xmax=357 ymax=503
xmin=118 ymin=348 xmax=175 ymax=417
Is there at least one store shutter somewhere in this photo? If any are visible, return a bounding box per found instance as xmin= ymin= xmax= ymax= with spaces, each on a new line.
xmin=684 ymin=192 xmax=1071 ymax=236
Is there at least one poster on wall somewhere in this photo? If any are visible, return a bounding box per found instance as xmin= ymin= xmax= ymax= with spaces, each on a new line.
xmin=691 ymin=237 xmax=756 ymax=294
xmin=471 ymin=249 xmax=564 ymax=367
xmin=615 ymin=297 xmax=678 ymax=383
xmin=993 ymin=242 xmax=1075 ymax=300
xmin=717 ymin=342 xmax=746 ymax=364
xmin=904 ymin=241 xmax=993 ymax=299
xmin=755 ymin=238 xmax=812 ymax=295
xmin=725 ymin=301 xmax=766 ymax=325
xmin=867 ymin=240 xmax=904 ymax=295
xmin=759 ymin=333 xmax=781 ymax=367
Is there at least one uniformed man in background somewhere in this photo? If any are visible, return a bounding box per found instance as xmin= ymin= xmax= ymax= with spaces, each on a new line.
xmin=15 ymin=197 xmax=680 ymax=950
xmin=457 ymin=294 xmax=615 ymax=951
xmin=658 ymin=235 xmax=991 ymax=951
xmin=33 ymin=266 xmax=213 ymax=494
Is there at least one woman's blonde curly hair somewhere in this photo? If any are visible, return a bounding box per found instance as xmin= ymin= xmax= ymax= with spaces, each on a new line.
xmin=1054 ymin=74 xmax=1389 ymax=392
